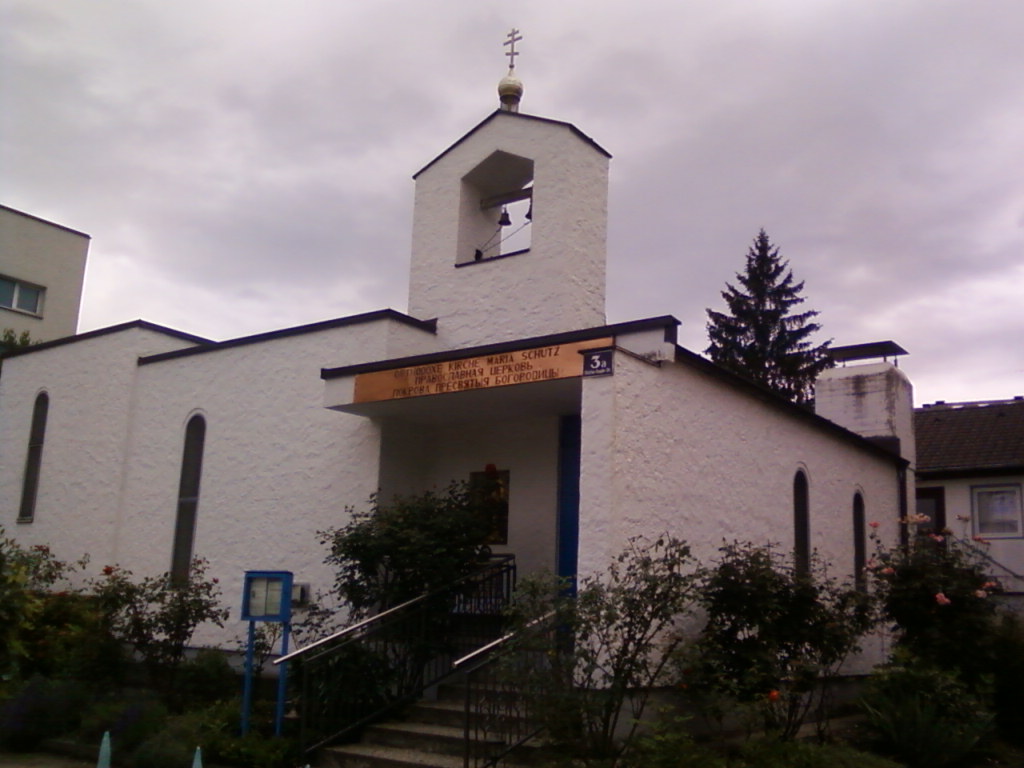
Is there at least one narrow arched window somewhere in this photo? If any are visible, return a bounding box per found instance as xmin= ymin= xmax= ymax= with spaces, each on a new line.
xmin=17 ymin=392 xmax=49 ymax=522
xmin=171 ymin=415 xmax=206 ymax=584
xmin=793 ymin=470 xmax=810 ymax=575
xmin=853 ymin=493 xmax=866 ymax=591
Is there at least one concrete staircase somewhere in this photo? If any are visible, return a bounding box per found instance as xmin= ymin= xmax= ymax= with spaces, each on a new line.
xmin=317 ymin=680 xmax=541 ymax=768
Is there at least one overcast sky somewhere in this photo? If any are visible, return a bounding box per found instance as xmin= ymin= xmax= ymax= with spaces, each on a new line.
xmin=3 ymin=1 xmax=1022 ymax=406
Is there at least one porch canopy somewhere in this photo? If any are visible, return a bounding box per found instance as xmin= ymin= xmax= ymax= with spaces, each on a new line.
xmin=319 ymin=317 xmax=678 ymax=424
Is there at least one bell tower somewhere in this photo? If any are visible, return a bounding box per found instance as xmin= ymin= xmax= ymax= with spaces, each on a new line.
xmin=407 ymin=33 xmax=611 ymax=349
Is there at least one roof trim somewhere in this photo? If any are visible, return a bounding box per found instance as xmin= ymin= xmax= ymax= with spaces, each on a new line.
xmin=917 ymin=466 xmax=1024 ymax=481
xmin=0 ymin=320 xmax=211 ymax=359
xmin=322 ymin=316 xmax=679 ymax=379
xmin=0 ymin=203 xmax=91 ymax=239
xmin=139 ymin=309 xmax=437 ymax=365
xmin=412 ymin=110 xmax=612 ymax=180
xmin=672 ymin=345 xmax=910 ymax=467
xmin=830 ymin=340 xmax=908 ymax=363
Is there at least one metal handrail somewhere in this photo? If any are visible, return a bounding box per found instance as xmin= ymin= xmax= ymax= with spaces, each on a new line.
xmin=452 ymin=610 xmax=555 ymax=670
xmin=458 ymin=609 xmax=558 ymax=768
xmin=275 ymin=553 xmax=516 ymax=666
xmin=287 ymin=553 xmax=517 ymax=756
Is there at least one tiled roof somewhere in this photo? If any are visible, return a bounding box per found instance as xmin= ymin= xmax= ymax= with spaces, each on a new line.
xmin=915 ymin=398 xmax=1024 ymax=476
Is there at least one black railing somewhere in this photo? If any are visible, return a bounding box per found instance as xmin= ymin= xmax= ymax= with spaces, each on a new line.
xmin=453 ymin=611 xmax=556 ymax=768
xmin=276 ymin=554 xmax=515 ymax=756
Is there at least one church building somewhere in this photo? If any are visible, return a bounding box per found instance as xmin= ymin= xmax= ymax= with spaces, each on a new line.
xmin=0 ymin=59 xmax=914 ymax=651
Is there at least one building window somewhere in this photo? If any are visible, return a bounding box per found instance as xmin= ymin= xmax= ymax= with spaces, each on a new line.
xmin=470 ymin=465 xmax=509 ymax=545
xmin=0 ymin=276 xmax=44 ymax=315
xmin=852 ymin=493 xmax=866 ymax=591
xmin=171 ymin=415 xmax=206 ymax=584
xmin=17 ymin=392 xmax=49 ymax=522
xmin=916 ymin=487 xmax=946 ymax=535
xmin=793 ymin=470 xmax=810 ymax=575
xmin=973 ymin=484 xmax=1023 ymax=538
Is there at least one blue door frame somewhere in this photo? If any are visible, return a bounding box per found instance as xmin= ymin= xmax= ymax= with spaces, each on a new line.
xmin=556 ymin=414 xmax=581 ymax=594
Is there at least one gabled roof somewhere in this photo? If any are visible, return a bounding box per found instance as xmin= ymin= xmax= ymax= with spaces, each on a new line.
xmin=139 ymin=309 xmax=437 ymax=365
xmin=0 ymin=320 xmax=210 ymax=359
xmin=916 ymin=398 xmax=1024 ymax=478
xmin=413 ymin=110 xmax=612 ymax=180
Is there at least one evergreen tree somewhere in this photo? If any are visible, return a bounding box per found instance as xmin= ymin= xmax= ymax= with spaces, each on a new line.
xmin=705 ymin=229 xmax=832 ymax=404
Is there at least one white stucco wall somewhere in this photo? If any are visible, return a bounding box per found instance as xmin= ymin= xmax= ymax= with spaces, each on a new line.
xmin=578 ymin=350 xmax=903 ymax=585
xmin=1 ymin=315 xmax=438 ymax=648
xmin=0 ymin=207 xmax=90 ymax=342
xmin=408 ymin=113 xmax=609 ymax=349
xmin=578 ymin=351 xmax=905 ymax=671
xmin=0 ymin=327 xmax=200 ymax=564
xmin=378 ymin=415 xmax=561 ymax=579
xmin=116 ymin=317 xmax=434 ymax=647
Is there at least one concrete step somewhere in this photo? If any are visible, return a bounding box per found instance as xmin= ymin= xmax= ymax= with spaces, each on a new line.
xmin=405 ymin=699 xmax=465 ymax=729
xmin=319 ymin=743 xmax=465 ymax=768
xmin=363 ymin=722 xmax=480 ymax=756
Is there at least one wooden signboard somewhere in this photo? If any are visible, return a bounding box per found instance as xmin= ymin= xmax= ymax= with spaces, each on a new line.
xmin=353 ymin=337 xmax=614 ymax=404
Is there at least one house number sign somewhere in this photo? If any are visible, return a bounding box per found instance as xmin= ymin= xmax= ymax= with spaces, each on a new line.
xmin=582 ymin=349 xmax=614 ymax=377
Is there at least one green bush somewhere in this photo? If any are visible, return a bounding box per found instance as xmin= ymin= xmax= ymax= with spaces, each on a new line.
xmin=0 ymin=676 xmax=88 ymax=750
xmin=508 ymin=536 xmax=699 ymax=764
xmin=687 ymin=542 xmax=873 ymax=740
xmin=0 ymin=530 xmax=85 ymax=680
xmin=859 ymin=659 xmax=993 ymax=768
xmin=319 ymin=482 xmax=491 ymax=615
xmin=20 ymin=592 xmax=124 ymax=684
xmin=79 ymin=692 xmax=169 ymax=756
xmin=990 ymin=612 xmax=1024 ymax=744
xmin=173 ymin=648 xmax=238 ymax=709
xmin=735 ymin=738 xmax=903 ymax=768
xmin=89 ymin=558 xmax=229 ymax=692
xmin=869 ymin=529 xmax=1000 ymax=690
xmin=130 ymin=729 xmax=198 ymax=768
xmin=623 ymin=715 xmax=726 ymax=768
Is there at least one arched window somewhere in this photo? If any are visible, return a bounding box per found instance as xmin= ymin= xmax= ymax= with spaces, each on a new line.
xmin=793 ymin=470 xmax=810 ymax=575
xmin=171 ymin=415 xmax=206 ymax=584
xmin=17 ymin=392 xmax=49 ymax=522
xmin=853 ymin=493 xmax=866 ymax=591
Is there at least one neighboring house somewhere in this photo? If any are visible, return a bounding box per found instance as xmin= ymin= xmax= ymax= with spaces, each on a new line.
xmin=916 ymin=397 xmax=1024 ymax=592
xmin=1 ymin=73 xmax=914 ymax=653
xmin=0 ymin=204 xmax=90 ymax=344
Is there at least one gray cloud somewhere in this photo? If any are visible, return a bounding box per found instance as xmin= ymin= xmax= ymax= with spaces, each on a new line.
xmin=2 ymin=0 xmax=1022 ymax=405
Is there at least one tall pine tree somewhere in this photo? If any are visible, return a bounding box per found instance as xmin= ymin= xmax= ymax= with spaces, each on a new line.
xmin=705 ymin=229 xmax=832 ymax=405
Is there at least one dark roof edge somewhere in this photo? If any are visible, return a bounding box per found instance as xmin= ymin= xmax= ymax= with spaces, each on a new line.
xmin=0 ymin=320 xmax=211 ymax=359
xmin=0 ymin=203 xmax=91 ymax=239
xmin=917 ymin=466 xmax=1024 ymax=481
xmin=139 ymin=309 xmax=438 ymax=365
xmin=322 ymin=316 xmax=679 ymax=379
xmin=672 ymin=345 xmax=910 ymax=467
xmin=413 ymin=110 xmax=612 ymax=180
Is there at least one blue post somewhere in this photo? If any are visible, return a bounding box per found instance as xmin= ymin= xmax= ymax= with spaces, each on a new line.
xmin=275 ymin=621 xmax=291 ymax=736
xmin=191 ymin=746 xmax=203 ymax=767
xmin=241 ymin=620 xmax=256 ymax=735
xmin=96 ymin=731 xmax=111 ymax=768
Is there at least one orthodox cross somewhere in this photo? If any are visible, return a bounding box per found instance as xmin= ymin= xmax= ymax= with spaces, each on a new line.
xmin=504 ymin=28 xmax=522 ymax=70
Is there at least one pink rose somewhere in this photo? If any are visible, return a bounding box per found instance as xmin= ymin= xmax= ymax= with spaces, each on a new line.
xmin=935 ymin=592 xmax=952 ymax=606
